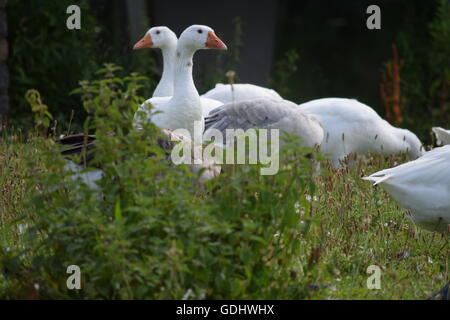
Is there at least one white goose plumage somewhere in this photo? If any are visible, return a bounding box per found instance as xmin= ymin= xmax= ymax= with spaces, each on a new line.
xmin=133 ymin=26 xmax=178 ymax=98
xmin=299 ymin=98 xmax=425 ymax=167
xmin=432 ymin=127 xmax=450 ymax=146
xmin=363 ymin=145 xmax=450 ymax=233
xmin=133 ymin=26 xmax=223 ymax=117
xmin=133 ymin=25 xmax=227 ymax=142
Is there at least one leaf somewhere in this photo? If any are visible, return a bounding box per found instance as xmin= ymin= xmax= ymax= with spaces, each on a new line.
xmin=115 ymin=200 xmax=122 ymax=221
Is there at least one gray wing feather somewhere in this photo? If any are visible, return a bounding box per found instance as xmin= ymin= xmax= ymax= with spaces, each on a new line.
xmin=204 ymin=98 xmax=323 ymax=147
xmin=206 ymin=99 xmax=292 ymax=129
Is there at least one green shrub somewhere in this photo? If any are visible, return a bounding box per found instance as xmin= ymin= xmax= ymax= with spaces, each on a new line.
xmin=24 ymin=89 xmax=53 ymax=136
xmin=0 ymin=66 xmax=319 ymax=299
xmin=397 ymin=0 xmax=450 ymax=142
xmin=7 ymin=0 xmax=101 ymax=127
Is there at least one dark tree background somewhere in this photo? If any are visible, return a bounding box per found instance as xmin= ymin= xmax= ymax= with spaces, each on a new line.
xmin=4 ymin=0 xmax=450 ymax=141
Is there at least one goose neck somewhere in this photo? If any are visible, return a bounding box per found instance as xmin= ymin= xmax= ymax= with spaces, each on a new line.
xmin=172 ymin=48 xmax=199 ymax=101
xmin=153 ymin=46 xmax=176 ymax=97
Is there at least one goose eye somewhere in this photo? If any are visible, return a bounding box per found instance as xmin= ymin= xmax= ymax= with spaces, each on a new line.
xmin=156 ymin=30 xmax=161 ymax=35
xmin=197 ymin=29 xmax=203 ymax=34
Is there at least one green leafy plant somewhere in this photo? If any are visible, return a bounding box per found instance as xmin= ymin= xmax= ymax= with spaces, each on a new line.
xmin=25 ymin=89 xmax=53 ymax=136
xmin=1 ymin=65 xmax=321 ymax=299
xmin=395 ymin=0 xmax=450 ymax=142
xmin=7 ymin=0 xmax=101 ymax=128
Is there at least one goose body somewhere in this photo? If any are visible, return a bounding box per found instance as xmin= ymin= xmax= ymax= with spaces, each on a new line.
xmin=432 ymin=127 xmax=450 ymax=146
xmin=202 ymin=83 xmax=283 ymax=104
xmin=64 ymin=160 xmax=104 ymax=191
xmin=204 ymin=98 xmax=324 ymax=148
xmin=363 ymin=145 xmax=450 ymax=232
xmin=139 ymin=95 xmax=223 ymax=118
xmin=133 ymin=25 xmax=227 ymax=142
xmin=299 ymin=98 xmax=424 ymax=167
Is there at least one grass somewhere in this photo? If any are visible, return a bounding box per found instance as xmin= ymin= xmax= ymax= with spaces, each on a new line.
xmin=303 ymin=156 xmax=449 ymax=299
xmin=0 ymin=128 xmax=448 ymax=299
xmin=0 ymin=129 xmax=37 ymax=251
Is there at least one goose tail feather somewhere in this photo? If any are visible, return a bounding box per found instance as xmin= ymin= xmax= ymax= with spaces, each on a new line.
xmin=362 ymin=173 xmax=393 ymax=186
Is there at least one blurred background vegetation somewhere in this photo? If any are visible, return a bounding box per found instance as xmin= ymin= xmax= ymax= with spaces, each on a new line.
xmin=4 ymin=0 xmax=450 ymax=142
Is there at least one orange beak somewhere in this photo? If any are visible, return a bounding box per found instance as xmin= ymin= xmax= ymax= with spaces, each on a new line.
xmin=133 ymin=33 xmax=153 ymax=50
xmin=205 ymin=31 xmax=227 ymax=50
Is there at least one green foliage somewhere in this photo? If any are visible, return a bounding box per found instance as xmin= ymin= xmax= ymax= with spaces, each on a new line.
xmin=25 ymin=89 xmax=53 ymax=135
xmin=2 ymin=122 xmax=448 ymax=299
xmin=397 ymin=0 xmax=450 ymax=141
xmin=428 ymin=0 xmax=450 ymax=81
xmin=1 ymin=128 xmax=448 ymax=298
xmin=1 ymin=65 xmax=448 ymax=299
xmin=7 ymin=0 xmax=100 ymax=127
xmin=0 ymin=67 xmax=321 ymax=299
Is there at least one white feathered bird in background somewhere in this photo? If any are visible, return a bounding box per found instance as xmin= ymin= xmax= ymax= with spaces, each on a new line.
xmin=432 ymin=127 xmax=450 ymax=146
xmin=299 ymin=98 xmax=425 ymax=167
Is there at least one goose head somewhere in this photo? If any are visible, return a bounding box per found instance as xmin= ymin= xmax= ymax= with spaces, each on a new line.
xmin=399 ymin=128 xmax=425 ymax=159
xmin=133 ymin=26 xmax=177 ymax=50
xmin=178 ymin=25 xmax=227 ymax=51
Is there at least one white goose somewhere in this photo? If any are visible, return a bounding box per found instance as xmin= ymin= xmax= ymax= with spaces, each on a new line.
xmin=133 ymin=26 xmax=177 ymax=98
xmin=299 ymin=98 xmax=424 ymax=167
xmin=61 ymin=25 xmax=227 ymax=187
xmin=363 ymin=145 xmax=450 ymax=232
xmin=204 ymin=98 xmax=324 ymax=149
xmin=133 ymin=25 xmax=227 ymax=142
xmin=432 ymin=127 xmax=450 ymax=146
xmin=133 ymin=26 xmax=223 ymax=116
xmin=202 ymin=83 xmax=283 ymax=104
